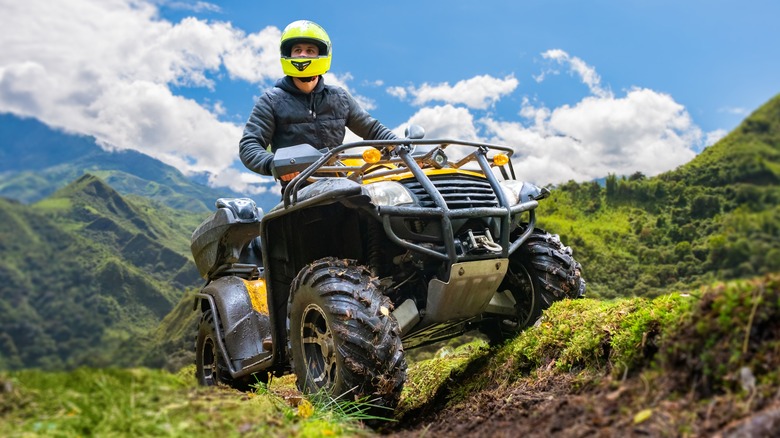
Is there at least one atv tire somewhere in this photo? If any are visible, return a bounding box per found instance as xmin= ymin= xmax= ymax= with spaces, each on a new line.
xmin=195 ymin=309 xmax=265 ymax=391
xmin=481 ymin=229 xmax=585 ymax=344
xmin=288 ymin=257 xmax=406 ymax=417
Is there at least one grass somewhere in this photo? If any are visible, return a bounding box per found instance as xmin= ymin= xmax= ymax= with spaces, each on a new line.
xmin=0 ymin=367 xmax=373 ymax=437
xmin=3 ymin=274 xmax=777 ymax=436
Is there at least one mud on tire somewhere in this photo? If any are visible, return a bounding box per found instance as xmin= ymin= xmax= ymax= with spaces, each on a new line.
xmin=287 ymin=257 xmax=407 ymax=416
xmin=481 ymin=229 xmax=585 ymax=343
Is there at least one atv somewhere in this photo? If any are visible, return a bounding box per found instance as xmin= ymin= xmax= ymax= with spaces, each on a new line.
xmin=190 ymin=126 xmax=585 ymax=415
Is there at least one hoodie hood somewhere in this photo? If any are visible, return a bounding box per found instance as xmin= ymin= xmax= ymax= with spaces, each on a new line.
xmin=275 ymin=76 xmax=326 ymax=95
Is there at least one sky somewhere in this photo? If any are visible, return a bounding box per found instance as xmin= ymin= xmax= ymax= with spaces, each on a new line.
xmin=1 ymin=0 xmax=778 ymax=195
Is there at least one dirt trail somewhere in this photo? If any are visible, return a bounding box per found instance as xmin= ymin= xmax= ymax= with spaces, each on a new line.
xmin=385 ymin=278 xmax=780 ymax=437
xmin=386 ymin=370 xmax=780 ymax=437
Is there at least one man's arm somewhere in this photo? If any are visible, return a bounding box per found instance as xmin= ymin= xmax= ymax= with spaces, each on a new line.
xmin=239 ymin=94 xmax=276 ymax=176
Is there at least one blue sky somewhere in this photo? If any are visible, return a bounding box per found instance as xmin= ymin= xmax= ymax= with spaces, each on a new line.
xmin=1 ymin=0 xmax=778 ymax=194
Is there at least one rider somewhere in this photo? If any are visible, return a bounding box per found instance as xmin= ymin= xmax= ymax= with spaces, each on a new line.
xmin=239 ymin=20 xmax=397 ymax=183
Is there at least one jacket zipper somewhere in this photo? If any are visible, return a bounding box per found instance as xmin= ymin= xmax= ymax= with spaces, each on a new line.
xmin=309 ymin=94 xmax=316 ymax=119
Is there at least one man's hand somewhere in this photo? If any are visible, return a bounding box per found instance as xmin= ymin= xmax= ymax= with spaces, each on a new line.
xmin=279 ymin=171 xmax=301 ymax=182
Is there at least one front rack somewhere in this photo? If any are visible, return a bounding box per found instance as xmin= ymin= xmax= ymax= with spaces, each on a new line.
xmin=281 ymin=138 xmax=537 ymax=263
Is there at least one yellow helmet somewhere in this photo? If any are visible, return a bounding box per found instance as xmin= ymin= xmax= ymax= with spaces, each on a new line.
xmin=280 ymin=20 xmax=332 ymax=78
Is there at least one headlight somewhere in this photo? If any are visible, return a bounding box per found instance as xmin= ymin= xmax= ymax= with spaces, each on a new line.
xmin=498 ymin=180 xmax=523 ymax=205
xmin=499 ymin=180 xmax=547 ymax=206
xmin=364 ymin=181 xmax=415 ymax=206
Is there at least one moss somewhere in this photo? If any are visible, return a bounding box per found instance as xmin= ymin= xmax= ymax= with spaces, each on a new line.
xmin=396 ymin=340 xmax=490 ymax=418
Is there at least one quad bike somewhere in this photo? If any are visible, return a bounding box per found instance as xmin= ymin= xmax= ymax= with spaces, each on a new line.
xmin=190 ymin=126 xmax=585 ymax=415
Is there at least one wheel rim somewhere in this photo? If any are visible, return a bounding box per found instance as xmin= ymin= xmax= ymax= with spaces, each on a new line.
xmin=300 ymin=303 xmax=337 ymax=389
xmin=201 ymin=337 xmax=219 ymax=386
xmin=507 ymin=264 xmax=536 ymax=328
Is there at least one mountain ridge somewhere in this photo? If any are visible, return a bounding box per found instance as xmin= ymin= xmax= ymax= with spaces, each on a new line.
xmin=0 ymin=174 xmax=204 ymax=369
xmin=0 ymin=113 xmax=279 ymax=212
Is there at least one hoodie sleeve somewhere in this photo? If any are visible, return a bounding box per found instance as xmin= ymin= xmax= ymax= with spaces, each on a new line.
xmin=343 ymin=91 xmax=398 ymax=141
xmin=239 ymin=93 xmax=276 ymax=176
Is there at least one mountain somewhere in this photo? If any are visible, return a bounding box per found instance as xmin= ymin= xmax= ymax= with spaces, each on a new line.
xmin=0 ymin=113 xmax=282 ymax=371
xmin=665 ymin=93 xmax=780 ymax=186
xmin=0 ymin=174 xmax=204 ymax=369
xmin=0 ymin=113 xmax=279 ymax=212
xmin=2 ymin=94 xmax=779 ymax=371
xmin=538 ymin=93 xmax=780 ymax=298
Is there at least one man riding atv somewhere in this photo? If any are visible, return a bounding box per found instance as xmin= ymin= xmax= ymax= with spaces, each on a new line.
xmin=190 ymin=19 xmax=586 ymax=420
xmin=239 ymin=19 xmax=397 ymax=184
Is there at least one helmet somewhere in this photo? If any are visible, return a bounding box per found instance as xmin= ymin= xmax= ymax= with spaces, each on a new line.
xmin=280 ymin=20 xmax=332 ymax=78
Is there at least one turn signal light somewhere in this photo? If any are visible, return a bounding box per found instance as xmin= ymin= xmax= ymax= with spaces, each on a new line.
xmin=493 ymin=153 xmax=509 ymax=166
xmin=362 ymin=147 xmax=382 ymax=164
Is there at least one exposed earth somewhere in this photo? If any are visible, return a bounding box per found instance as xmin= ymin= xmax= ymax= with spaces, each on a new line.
xmin=383 ymin=280 xmax=780 ymax=437
xmin=386 ymin=371 xmax=780 ymax=437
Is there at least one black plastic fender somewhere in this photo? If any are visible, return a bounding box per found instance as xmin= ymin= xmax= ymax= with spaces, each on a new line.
xmin=198 ymin=276 xmax=273 ymax=374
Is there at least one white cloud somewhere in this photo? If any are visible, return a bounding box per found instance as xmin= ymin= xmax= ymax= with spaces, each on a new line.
xmin=705 ymin=129 xmax=728 ymax=147
xmin=386 ymin=86 xmax=407 ymax=100
xmin=392 ymin=75 xmax=519 ymax=110
xmin=0 ymin=0 xmax=281 ymax=192
xmin=0 ymin=2 xmax=708 ymax=194
xmin=395 ymin=105 xmax=480 ymax=141
xmin=718 ymin=106 xmax=748 ymax=116
xmin=538 ymin=49 xmax=612 ymax=98
xmin=165 ymin=1 xmax=221 ymax=13
xmin=484 ymin=88 xmax=701 ymax=184
xmin=383 ymin=50 xmax=703 ymax=186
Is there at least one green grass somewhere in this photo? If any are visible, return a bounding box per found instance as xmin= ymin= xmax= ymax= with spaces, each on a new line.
xmin=394 ymin=273 xmax=779 ymax=413
xmin=0 ymin=368 xmax=373 ymax=437
xmin=2 ymin=274 xmax=778 ymax=436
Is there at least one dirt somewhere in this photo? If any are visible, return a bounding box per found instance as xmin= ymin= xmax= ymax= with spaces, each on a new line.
xmin=384 ymin=280 xmax=780 ymax=437
xmin=385 ymin=369 xmax=780 ymax=437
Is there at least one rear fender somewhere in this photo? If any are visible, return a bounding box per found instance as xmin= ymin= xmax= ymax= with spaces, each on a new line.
xmin=197 ymin=276 xmax=273 ymax=374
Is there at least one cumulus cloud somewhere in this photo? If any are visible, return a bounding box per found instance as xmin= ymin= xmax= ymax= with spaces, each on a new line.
xmin=396 ymin=105 xmax=479 ymax=140
xmin=0 ymin=2 xmax=707 ymax=194
xmin=384 ymin=49 xmax=702 ymax=186
xmin=705 ymin=129 xmax=728 ymax=147
xmin=0 ymin=0 xmax=280 ymax=193
xmin=386 ymin=86 xmax=408 ymax=100
xmin=483 ymin=88 xmax=701 ymax=184
xmin=391 ymin=75 xmax=519 ymax=110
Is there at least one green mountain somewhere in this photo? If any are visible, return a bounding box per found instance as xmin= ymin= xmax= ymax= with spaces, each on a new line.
xmin=0 ymin=174 xmax=205 ymax=370
xmin=2 ymin=94 xmax=779 ymax=372
xmin=0 ymin=113 xmax=279 ymax=212
xmin=538 ymin=93 xmax=780 ymax=298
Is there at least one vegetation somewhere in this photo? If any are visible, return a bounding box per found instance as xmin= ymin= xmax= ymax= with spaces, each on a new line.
xmin=2 ymin=274 xmax=777 ymax=436
xmin=0 ymin=175 xmax=206 ymax=370
xmin=0 ymin=113 xmax=279 ymax=213
xmin=538 ymin=94 xmax=780 ymax=299
xmin=0 ymin=368 xmax=372 ymax=437
xmin=393 ymin=274 xmax=780 ymax=435
xmin=1 ymin=91 xmax=779 ymax=434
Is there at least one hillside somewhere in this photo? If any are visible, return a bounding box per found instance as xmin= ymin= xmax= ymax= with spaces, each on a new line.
xmin=537 ymin=93 xmax=780 ymax=299
xmin=389 ymin=274 xmax=780 ymax=436
xmin=0 ymin=113 xmax=279 ymax=212
xmin=1 ymin=93 xmax=779 ymax=435
xmin=2 ymin=275 xmax=777 ymax=436
xmin=0 ymin=175 xmax=205 ymax=369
